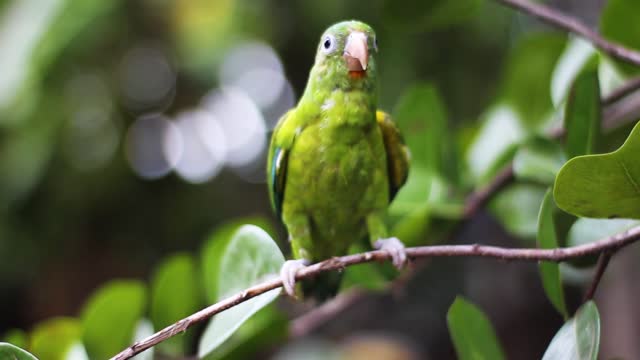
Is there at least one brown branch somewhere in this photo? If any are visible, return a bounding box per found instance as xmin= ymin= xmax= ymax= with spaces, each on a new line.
xmin=495 ymin=0 xmax=640 ymax=67
xmin=290 ymin=289 xmax=367 ymax=337
xmin=462 ymin=165 xmax=515 ymax=219
xmin=111 ymin=226 xmax=640 ymax=360
xmin=583 ymin=251 xmax=614 ymax=301
xmin=602 ymin=77 xmax=640 ymax=106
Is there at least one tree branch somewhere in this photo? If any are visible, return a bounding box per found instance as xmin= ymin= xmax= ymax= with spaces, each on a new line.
xmin=584 ymin=251 xmax=614 ymax=301
xmin=495 ymin=0 xmax=640 ymax=67
xmin=111 ymin=226 xmax=640 ymax=360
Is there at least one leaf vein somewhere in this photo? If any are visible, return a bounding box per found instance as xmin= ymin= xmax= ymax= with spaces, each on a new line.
xmin=618 ymin=159 xmax=640 ymax=197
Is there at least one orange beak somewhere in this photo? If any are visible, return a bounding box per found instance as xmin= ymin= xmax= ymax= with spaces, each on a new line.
xmin=343 ymin=31 xmax=368 ymax=72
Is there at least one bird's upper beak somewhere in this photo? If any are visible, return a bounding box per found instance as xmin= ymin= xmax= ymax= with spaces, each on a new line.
xmin=343 ymin=31 xmax=368 ymax=72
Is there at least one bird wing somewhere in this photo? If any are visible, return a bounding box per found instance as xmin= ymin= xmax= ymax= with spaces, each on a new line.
xmin=267 ymin=109 xmax=299 ymax=219
xmin=376 ymin=110 xmax=410 ymax=202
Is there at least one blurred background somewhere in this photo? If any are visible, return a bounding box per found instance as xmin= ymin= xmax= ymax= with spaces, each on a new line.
xmin=3 ymin=0 xmax=640 ymax=359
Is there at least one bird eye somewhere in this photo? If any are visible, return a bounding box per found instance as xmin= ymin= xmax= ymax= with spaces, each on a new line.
xmin=321 ymin=34 xmax=337 ymax=54
xmin=373 ymin=36 xmax=378 ymax=52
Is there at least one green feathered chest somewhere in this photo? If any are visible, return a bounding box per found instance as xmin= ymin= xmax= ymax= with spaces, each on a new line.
xmin=282 ymin=91 xmax=389 ymax=254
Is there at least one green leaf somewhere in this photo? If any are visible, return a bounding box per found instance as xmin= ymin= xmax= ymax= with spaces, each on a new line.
xmin=30 ymin=317 xmax=82 ymax=360
xmin=567 ymin=218 xmax=640 ymax=247
xmin=388 ymin=166 xmax=431 ymax=216
xmin=564 ymin=66 xmax=601 ymax=159
xmin=513 ymin=138 xmax=566 ymax=185
xmin=467 ymin=104 xmax=526 ymax=182
xmin=490 ymin=183 xmax=547 ymax=239
xmin=554 ymin=121 xmax=640 ymax=219
xmin=393 ymin=83 xmax=456 ymax=181
xmin=150 ymin=253 xmax=202 ymax=355
xmin=0 ymin=0 xmax=120 ymax=123
xmin=537 ymin=189 xmax=568 ymax=318
xmin=0 ymin=343 xmax=38 ymax=360
xmin=500 ymin=33 xmax=566 ymax=128
xmin=447 ymin=297 xmax=506 ymax=360
xmin=198 ymin=225 xmax=284 ymax=358
xmin=81 ymin=280 xmax=146 ymax=360
xmin=203 ymin=304 xmax=287 ymax=360
xmin=600 ymin=0 xmax=640 ymax=75
xmin=382 ymin=0 xmax=482 ymax=33
xmin=551 ymin=37 xmax=597 ymax=107
xmin=2 ymin=329 xmax=28 ymax=350
xmin=201 ymin=217 xmax=275 ymax=303
xmin=542 ymin=301 xmax=600 ymax=360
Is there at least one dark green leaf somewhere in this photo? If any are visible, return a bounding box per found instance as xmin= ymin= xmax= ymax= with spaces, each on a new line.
xmin=490 ymin=183 xmax=547 ymax=239
xmin=81 ymin=280 xmax=146 ymax=360
xmin=382 ymin=0 xmax=482 ymax=33
xmin=542 ymin=301 xmax=600 ymax=360
xmin=2 ymin=329 xmax=28 ymax=350
xmin=150 ymin=253 xmax=202 ymax=355
xmin=554 ymin=121 xmax=640 ymax=219
xmin=31 ymin=317 xmax=83 ymax=360
xmin=393 ymin=83 xmax=456 ymax=181
xmin=600 ymin=0 xmax=640 ymax=75
xmin=551 ymin=38 xmax=597 ymax=107
xmin=0 ymin=342 xmax=38 ymax=360
xmin=537 ymin=189 xmax=568 ymax=318
xmin=198 ymin=225 xmax=284 ymax=358
xmin=447 ymin=297 xmax=506 ymax=360
xmin=467 ymin=104 xmax=524 ymax=183
xmin=513 ymin=138 xmax=566 ymax=185
xmin=564 ymin=65 xmax=601 ymax=159
xmin=500 ymin=33 xmax=566 ymax=128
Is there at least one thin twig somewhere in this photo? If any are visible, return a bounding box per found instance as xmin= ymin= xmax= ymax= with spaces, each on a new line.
xmin=462 ymin=165 xmax=515 ymax=219
xmin=496 ymin=0 xmax=640 ymax=67
xmin=111 ymin=226 xmax=640 ymax=360
xmin=583 ymin=251 xmax=614 ymax=301
xmin=602 ymin=77 xmax=640 ymax=106
xmin=290 ymin=289 xmax=367 ymax=337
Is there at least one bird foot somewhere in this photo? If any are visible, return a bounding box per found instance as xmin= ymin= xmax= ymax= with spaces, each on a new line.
xmin=279 ymin=259 xmax=310 ymax=298
xmin=375 ymin=237 xmax=408 ymax=269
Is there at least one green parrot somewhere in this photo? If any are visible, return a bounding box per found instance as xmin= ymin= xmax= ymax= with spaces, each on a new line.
xmin=267 ymin=20 xmax=410 ymax=299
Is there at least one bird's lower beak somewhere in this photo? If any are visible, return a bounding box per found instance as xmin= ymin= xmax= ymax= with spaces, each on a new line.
xmin=343 ymin=31 xmax=368 ymax=72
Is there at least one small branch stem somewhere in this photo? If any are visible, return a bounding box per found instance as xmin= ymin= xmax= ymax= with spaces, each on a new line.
xmin=495 ymin=0 xmax=640 ymax=67
xmin=111 ymin=226 xmax=640 ymax=360
xmin=584 ymin=251 xmax=614 ymax=301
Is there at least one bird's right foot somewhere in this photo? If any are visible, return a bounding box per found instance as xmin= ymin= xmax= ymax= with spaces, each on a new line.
xmin=279 ymin=259 xmax=310 ymax=298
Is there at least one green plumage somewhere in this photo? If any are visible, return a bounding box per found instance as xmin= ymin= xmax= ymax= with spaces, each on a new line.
xmin=267 ymin=21 xmax=409 ymax=299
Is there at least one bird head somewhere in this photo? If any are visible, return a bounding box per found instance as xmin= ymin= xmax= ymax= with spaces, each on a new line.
xmin=311 ymin=20 xmax=378 ymax=89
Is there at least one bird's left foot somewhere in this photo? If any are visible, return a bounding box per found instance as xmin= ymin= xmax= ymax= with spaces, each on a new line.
xmin=374 ymin=237 xmax=408 ymax=269
xmin=279 ymin=259 xmax=310 ymax=298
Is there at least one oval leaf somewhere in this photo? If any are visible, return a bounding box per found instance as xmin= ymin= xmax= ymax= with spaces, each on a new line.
xmin=81 ymin=280 xmax=146 ymax=360
xmin=490 ymin=183 xmax=547 ymax=239
xmin=513 ymin=138 xmax=566 ymax=185
xmin=447 ymin=297 xmax=506 ymax=360
xmin=198 ymin=225 xmax=284 ymax=358
xmin=551 ymin=37 xmax=597 ymax=107
xmin=600 ymin=0 xmax=640 ymax=75
xmin=150 ymin=253 xmax=201 ymax=355
xmin=537 ymin=189 xmax=568 ymax=318
xmin=554 ymin=121 xmax=640 ymax=219
xmin=568 ymin=218 xmax=640 ymax=247
xmin=542 ymin=301 xmax=600 ymax=360
xmin=564 ymin=66 xmax=601 ymax=159
xmin=201 ymin=217 xmax=275 ymax=303
xmin=30 ymin=317 xmax=81 ymax=360
xmin=0 ymin=343 xmax=38 ymax=360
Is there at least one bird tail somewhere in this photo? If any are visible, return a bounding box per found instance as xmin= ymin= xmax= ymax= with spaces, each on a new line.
xmin=301 ymin=270 xmax=343 ymax=302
